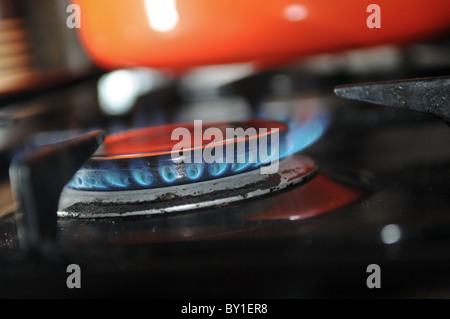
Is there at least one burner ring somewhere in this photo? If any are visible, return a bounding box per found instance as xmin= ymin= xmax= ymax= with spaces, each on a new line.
xmin=66 ymin=119 xmax=289 ymax=191
xmin=58 ymin=154 xmax=317 ymax=218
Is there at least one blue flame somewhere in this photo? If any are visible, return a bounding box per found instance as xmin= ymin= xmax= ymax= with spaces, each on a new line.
xmin=100 ymin=161 xmax=135 ymax=189
xmin=230 ymin=161 xmax=251 ymax=172
xmin=67 ymin=108 xmax=330 ymax=191
xmin=282 ymin=110 xmax=330 ymax=158
xmin=132 ymin=168 xmax=154 ymax=186
xmin=105 ymin=171 xmax=133 ymax=188
xmin=208 ymin=162 xmax=228 ymax=177
xmin=230 ymin=149 xmax=256 ymax=172
xmin=129 ymin=159 xmax=154 ymax=186
xmin=160 ymin=165 xmax=177 ymax=183
xmin=186 ymin=163 xmax=203 ymax=180
xmin=68 ymin=170 xmax=107 ymax=190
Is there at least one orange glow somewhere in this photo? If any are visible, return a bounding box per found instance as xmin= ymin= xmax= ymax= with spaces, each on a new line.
xmin=247 ymin=174 xmax=364 ymax=221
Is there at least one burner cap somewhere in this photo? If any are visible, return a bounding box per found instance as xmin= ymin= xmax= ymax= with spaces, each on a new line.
xmin=59 ymin=155 xmax=317 ymax=218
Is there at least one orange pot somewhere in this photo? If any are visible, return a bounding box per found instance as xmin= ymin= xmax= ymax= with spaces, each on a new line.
xmin=73 ymin=0 xmax=450 ymax=73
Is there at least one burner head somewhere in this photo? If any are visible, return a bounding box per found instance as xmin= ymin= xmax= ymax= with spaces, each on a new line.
xmin=67 ymin=119 xmax=288 ymax=191
xmin=59 ymin=155 xmax=317 ymax=218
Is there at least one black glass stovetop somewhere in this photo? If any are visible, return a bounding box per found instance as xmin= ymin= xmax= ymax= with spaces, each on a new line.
xmin=0 ymin=41 xmax=449 ymax=299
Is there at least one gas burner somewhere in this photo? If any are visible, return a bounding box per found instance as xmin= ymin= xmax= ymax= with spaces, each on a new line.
xmin=57 ymin=113 xmax=330 ymax=218
xmin=58 ymin=154 xmax=316 ymax=218
xmin=66 ymin=119 xmax=288 ymax=191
